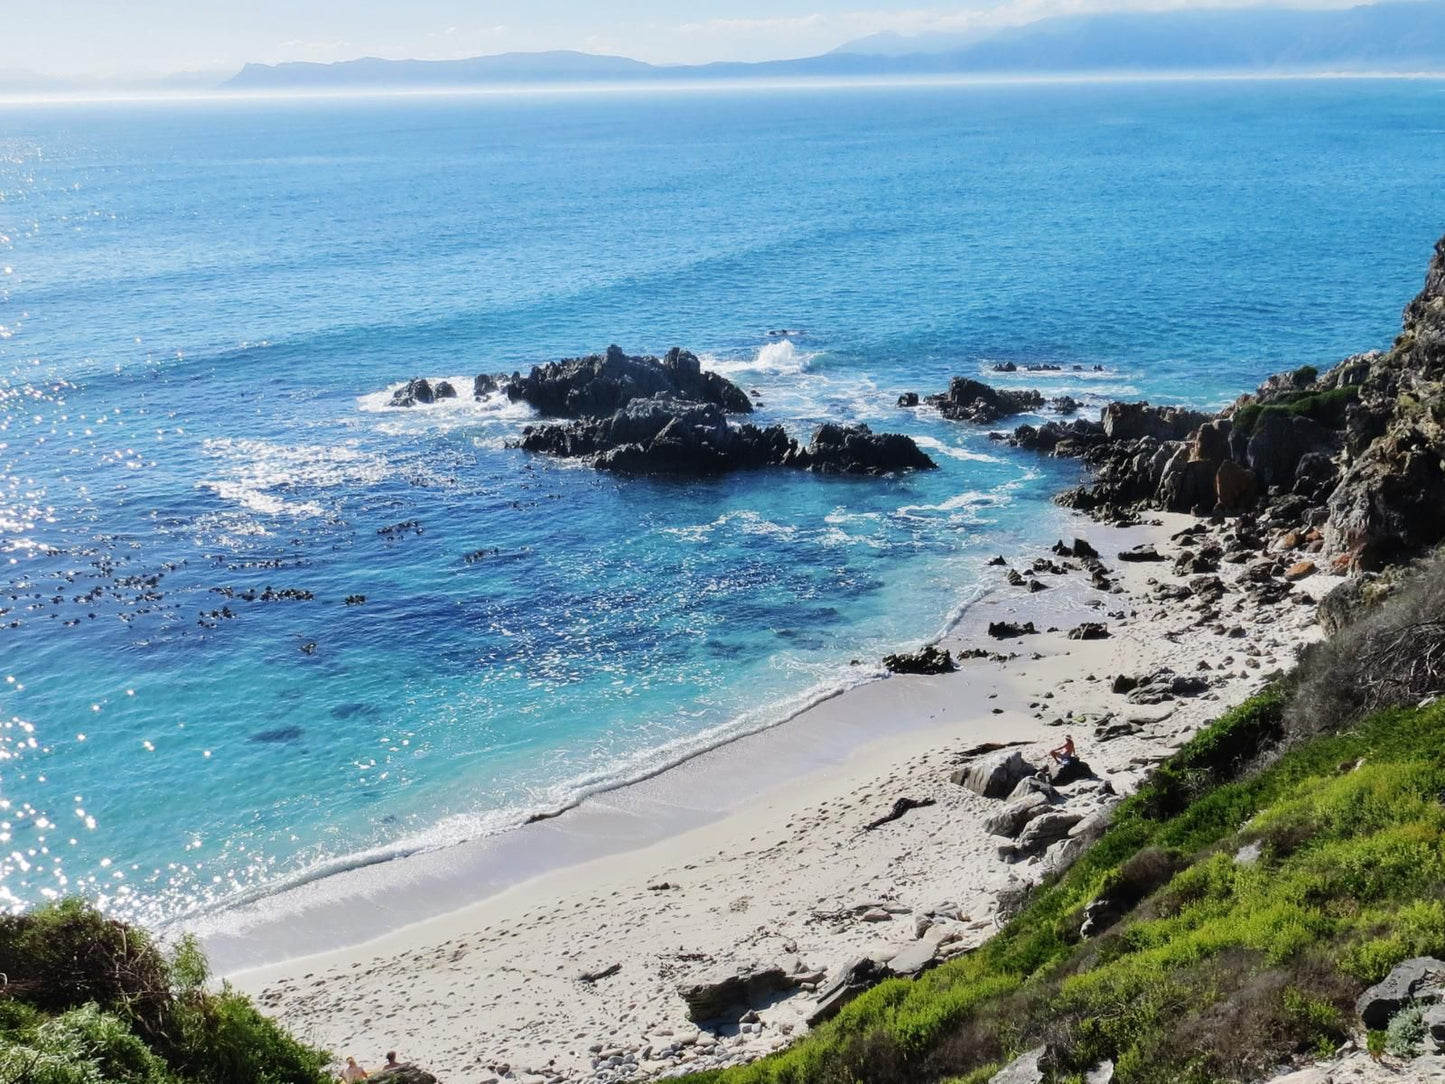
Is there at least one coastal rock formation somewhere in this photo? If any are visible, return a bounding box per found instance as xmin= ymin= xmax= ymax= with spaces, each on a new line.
xmin=518 ymin=398 xmax=936 ymax=478
xmin=389 ymin=378 xmax=456 ymax=407
xmin=882 ymin=644 xmax=956 ymax=675
xmin=504 ymin=345 xmax=753 ymax=417
xmin=924 ymin=378 xmax=1045 ymax=423
xmin=1002 ymin=235 xmax=1445 ymax=569
xmin=677 ymin=963 xmax=794 ymax=1024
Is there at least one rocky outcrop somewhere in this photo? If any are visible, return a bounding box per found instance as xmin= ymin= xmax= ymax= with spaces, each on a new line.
xmin=924 ymin=378 xmax=1045 ymax=423
xmin=951 ymin=750 xmax=1036 ymax=798
xmin=677 ymin=963 xmax=795 ymax=1024
xmin=1356 ymin=956 xmax=1445 ymax=1030
xmin=517 ymin=397 xmax=936 ymax=478
xmin=504 ymin=345 xmax=753 ymax=417
xmin=1004 ymin=235 xmax=1445 ymax=570
xmin=882 ymin=644 xmax=956 ymax=675
xmin=389 ymin=378 xmax=456 ymax=407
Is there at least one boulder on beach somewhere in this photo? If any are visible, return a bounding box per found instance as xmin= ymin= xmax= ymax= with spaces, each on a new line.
xmin=677 ymin=962 xmax=795 ymax=1024
xmin=882 ymin=644 xmax=956 ymax=675
xmin=988 ymin=620 xmax=1038 ymax=639
xmin=952 ymin=750 xmax=1036 ymax=798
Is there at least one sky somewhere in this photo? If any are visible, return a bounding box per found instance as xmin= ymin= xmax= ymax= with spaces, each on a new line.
xmin=5 ymin=0 xmax=1371 ymax=81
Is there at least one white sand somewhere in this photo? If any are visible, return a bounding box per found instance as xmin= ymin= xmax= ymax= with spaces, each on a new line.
xmin=225 ymin=511 xmax=1326 ymax=1083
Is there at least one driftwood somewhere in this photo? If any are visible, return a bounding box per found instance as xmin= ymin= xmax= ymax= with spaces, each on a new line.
xmin=864 ymin=797 xmax=936 ymax=832
xmin=579 ymin=963 xmax=622 ymax=983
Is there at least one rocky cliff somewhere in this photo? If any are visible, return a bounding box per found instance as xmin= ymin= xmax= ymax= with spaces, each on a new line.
xmin=1000 ymin=234 xmax=1445 ymax=570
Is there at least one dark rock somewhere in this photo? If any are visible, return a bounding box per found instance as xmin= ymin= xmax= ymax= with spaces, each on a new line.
xmin=927 ymin=378 xmax=1044 ymax=424
xmin=473 ymin=373 xmax=499 ymax=398
xmin=1067 ymin=622 xmax=1110 ymax=640
xmin=988 ymin=621 xmax=1037 ymax=639
xmin=897 ymin=391 xmax=920 ymax=407
xmin=505 ymin=345 xmax=753 ymax=418
xmin=433 ymin=380 xmax=457 ymax=400
xmin=808 ymin=957 xmax=888 ymax=1026
xmin=389 ymin=378 xmax=436 ymax=407
xmin=791 ymin=422 xmax=938 ymax=476
xmin=1117 ymin=544 xmax=1165 ymax=563
xmin=1046 ymin=758 xmax=1094 ymax=786
xmin=1356 ymin=956 xmax=1445 ymax=1030
xmin=519 ymin=398 xmax=933 ymax=478
xmin=1214 ymin=459 xmax=1259 ymax=512
xmin=882 ymin=644 xmax=955 ymax=675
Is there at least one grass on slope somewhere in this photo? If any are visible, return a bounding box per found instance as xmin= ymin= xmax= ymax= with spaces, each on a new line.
xmin=682 ymin=689 xmax=1445 ymax=1084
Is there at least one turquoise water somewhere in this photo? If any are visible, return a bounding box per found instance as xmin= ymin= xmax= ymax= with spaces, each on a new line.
xmin=1 ymin=79 xmax=1442 ymax=929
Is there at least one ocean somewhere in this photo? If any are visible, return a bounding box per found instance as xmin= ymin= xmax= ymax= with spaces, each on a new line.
xmin=1 ymin=77 xmax=1442 ymax=932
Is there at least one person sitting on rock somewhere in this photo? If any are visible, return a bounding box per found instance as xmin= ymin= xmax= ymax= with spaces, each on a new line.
xmin=383 ymin=1052 xmax=402 ymax=1071
xmin=1049 ymin=735 xmax=1076 ymax=766
xmin=340 ymin=1056 xmax=368 ymax=1082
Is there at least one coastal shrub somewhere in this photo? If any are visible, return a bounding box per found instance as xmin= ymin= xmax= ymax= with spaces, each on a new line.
xmin=0 ymin=902 xmax=328 ymax=1084
xmin=689 ymin=693 xmax=1445 ymax=1084
xmin=1385 ymin=1004 xmax=1428 ymax=1058
xmin=1286 ymin=550 xmax=1445 ymax=743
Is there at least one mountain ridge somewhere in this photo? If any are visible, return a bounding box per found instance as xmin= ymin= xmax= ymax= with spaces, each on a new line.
xmin=224 ymin=0 xmax=1445 ymax=90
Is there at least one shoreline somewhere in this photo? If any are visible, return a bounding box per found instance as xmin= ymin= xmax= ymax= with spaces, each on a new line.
xmin=226 ymin=506 xmax=1326 ymax=1082
xmin=195 ymin=504 xmax=1079 ymax=974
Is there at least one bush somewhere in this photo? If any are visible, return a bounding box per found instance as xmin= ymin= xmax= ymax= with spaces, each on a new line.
xmin=0 ymin=902 xmax=328 ymax=1084
xmin=1286 ymin=551 xmax=1445 ymax=744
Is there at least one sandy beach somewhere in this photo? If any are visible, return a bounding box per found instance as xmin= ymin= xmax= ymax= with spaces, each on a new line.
xmin=225 ymin=508 xmax=1325 ymax=1084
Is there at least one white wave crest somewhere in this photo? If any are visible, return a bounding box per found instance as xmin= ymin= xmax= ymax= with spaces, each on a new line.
xmin=356 ymin=378 xmax=537 ymax=433
xmin=196 ymin=438 xmax=395 ymax=519
xmin=703 ymin=339 xmax=819 ymax=378
xmin=911 ymin=435 xmax=1001 ymax=463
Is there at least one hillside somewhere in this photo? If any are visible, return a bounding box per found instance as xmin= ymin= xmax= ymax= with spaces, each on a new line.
xmin=677 ymin=550 xmax=1445 ymax=1082
xmin=224 ymin=0 xmax=1445 ymax=92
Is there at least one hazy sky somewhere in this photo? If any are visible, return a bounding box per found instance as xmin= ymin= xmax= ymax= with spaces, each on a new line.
xmin=7 ymin=0 xmax=1365 ymax=79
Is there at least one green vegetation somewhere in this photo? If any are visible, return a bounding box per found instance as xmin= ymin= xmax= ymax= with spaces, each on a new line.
xmin=1230 ymin=385 xmax=1357 ymax=438
xmin=0 ymin=901 xmax=329 ymax=1084
xmin=685 ymin=560 xmax=1445 ymax=1084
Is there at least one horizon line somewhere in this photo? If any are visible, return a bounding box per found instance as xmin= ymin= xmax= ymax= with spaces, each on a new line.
xmin=2 ymin=67 xmax=1445 ymax=108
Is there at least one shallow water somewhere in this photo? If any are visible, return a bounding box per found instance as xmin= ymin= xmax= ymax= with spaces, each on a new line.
xmin=0 ymin=78 xmax=1442 ymax=930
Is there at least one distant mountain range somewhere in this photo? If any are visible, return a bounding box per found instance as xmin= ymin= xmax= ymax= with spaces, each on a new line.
xmin=215 ymin=0 xmax=1445 ymax=91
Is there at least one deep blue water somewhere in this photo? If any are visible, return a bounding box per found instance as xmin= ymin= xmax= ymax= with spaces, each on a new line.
xmin=0 ymin=79 xmax=1442 ymax=928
